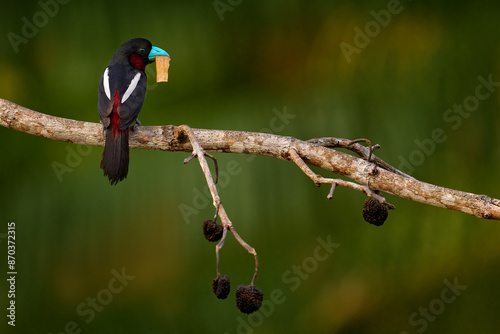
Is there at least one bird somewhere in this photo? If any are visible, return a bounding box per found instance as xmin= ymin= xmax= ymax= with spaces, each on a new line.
xmin=98 ymin=38 xmax=169 ymax=185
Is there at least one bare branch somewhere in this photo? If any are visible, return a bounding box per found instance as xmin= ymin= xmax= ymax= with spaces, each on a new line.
xmin=2 ymin=98 xmax=500 ymax=220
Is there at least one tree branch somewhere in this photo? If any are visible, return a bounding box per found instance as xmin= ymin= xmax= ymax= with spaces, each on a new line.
xmin=2 ymin=97 xmax=500 ymax=220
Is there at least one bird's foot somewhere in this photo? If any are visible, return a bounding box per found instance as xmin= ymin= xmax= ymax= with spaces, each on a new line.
xmin=131 ymin=119 xmax=141 ymax=131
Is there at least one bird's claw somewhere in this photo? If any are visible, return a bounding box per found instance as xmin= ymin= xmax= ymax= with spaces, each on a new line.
xmin=131 ymin=118 xmax=141 ymax=131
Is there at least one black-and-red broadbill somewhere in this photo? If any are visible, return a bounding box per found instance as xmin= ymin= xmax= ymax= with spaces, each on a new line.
xmin=98 ymin=38 xmax=169 ymax=185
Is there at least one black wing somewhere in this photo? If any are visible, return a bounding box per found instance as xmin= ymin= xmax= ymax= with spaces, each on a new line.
xmin=98 ymin=64 xmax=147 ymax=130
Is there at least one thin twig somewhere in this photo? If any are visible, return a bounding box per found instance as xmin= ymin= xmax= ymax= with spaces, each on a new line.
xmin=229 ymin=226 xmax=259 ymax=285
xmin=327 ymin=183 xmax=336 ymax=199
xmin=288 ymin=146 xmax=395 ymax=208
xmin=213 ymin=201 xmax=221 ymax=223
xmin=176 ymin=125 xmax=220 ymax=209
xmin=176 ymin=125 xmax=259 ymax=283
xmin=216 ymin=228 xmax=228 ymax=277
xmin=205 ymin=152 xmax=219 ymax=184
xmin=346 ymin=138 xmax=379 ymax=162
xmin=183 ymin=153 xmax=196 ymax=164
xmin=307 ymin=137 xmax=412 ymax=179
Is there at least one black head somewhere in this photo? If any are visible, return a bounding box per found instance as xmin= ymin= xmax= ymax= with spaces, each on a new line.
xmin=109 ymin=38 xmax=153 ymax=71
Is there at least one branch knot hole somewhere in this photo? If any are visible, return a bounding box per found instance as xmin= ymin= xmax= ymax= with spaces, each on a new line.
xmin=174 ymin=126 xmax=189 ymax=144
xmin=369 ymin=167 xmax=379 ymax=176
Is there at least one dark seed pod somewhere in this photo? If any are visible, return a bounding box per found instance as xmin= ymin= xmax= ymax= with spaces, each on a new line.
xmin=203 ymin=220 xmax=223 ymax=242
xmin=362 ymin=198 xmax=388 ymax=226
xmin=235 ymin=284 xmax=263 ymax=314
xmin=212 ymin=275 xmax=231 ymax=299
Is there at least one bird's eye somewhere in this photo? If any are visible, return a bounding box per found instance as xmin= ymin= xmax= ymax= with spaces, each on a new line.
xmin=138 ymin=48 xmax=146 ymax=55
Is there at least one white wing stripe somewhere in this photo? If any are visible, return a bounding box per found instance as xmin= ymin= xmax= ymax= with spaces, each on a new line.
xmin=121 ymin=73 xmax=142 ymax=104
xmin=103 ymin=68 xmax=111 ymax=100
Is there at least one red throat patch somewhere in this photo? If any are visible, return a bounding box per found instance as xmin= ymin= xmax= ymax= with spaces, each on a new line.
xmin=129 ymin=54 xmax=146 ymax=71
xmin=111 ymin=90 xmax=121 ymax=137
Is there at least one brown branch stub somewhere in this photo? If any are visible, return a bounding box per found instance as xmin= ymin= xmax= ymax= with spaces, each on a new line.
xmin=2 ymin=97 xmax=500 ymax=220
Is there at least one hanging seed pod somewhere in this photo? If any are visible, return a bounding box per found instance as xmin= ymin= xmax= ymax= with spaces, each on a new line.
xmin=212 ymin=275 xmax=231 ymax=300
xmin=235 ymin=284 xmax=263 ymax=314
xmin=203 ymin=219 xmax=223 ymax=242
xmin=362 ymin=198 xmax=388 ymax=226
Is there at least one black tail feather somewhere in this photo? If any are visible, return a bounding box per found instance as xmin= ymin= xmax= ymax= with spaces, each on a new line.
xmin=100 ymin=128 xmax=129 ymax=185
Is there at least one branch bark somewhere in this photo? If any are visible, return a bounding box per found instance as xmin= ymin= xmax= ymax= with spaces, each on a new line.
xmin=2 ymin=97 xmax=500 ymax=220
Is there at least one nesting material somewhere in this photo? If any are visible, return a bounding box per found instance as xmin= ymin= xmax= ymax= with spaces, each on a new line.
xmin=156 ymin=55 xmax=171 ymax=82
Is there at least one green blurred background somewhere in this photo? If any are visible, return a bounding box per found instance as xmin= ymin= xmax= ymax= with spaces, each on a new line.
xmin=1 ymin=0 xmax=500 ymax=333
